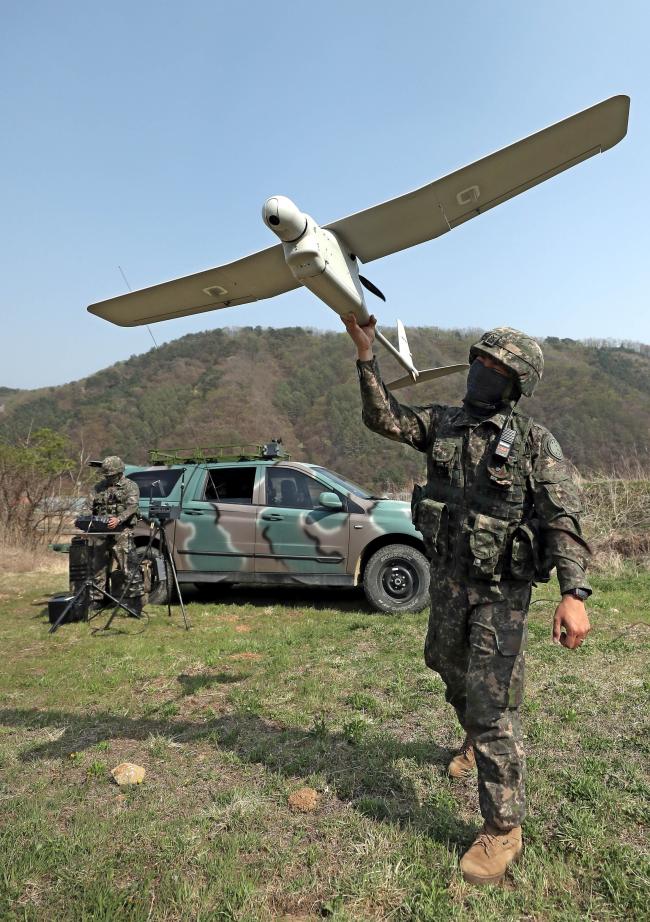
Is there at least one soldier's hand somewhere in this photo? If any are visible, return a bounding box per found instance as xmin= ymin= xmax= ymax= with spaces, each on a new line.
xmin=552 ymin=596 xmax=591 ymax=649
xmin=341 ymin=313 xmax=377 ymax=361
xmin=107 ymin=516 xmax=119 ymax=529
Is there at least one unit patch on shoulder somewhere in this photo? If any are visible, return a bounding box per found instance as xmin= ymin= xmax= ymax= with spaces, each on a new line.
xmin=543 ymin=434 xmax=564 ymax=461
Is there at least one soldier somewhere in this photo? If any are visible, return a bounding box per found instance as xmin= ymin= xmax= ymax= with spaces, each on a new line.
xmin=343 ymin=315 xmax=592 ymax=886
xmin=87 ymin=456 xmax=144 ymax=613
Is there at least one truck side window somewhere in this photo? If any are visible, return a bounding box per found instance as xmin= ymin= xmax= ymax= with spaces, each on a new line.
xmin=204 ymin=468 xmax=256 ymax=504
xmin=266 ymin=469 xmax=336 ymax=510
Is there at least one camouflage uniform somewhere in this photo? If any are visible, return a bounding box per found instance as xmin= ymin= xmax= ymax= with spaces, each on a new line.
xmin=86 ymin=457 xmax=144 ymax=603
xmin=356 ymin=331 xmax=591 ymax=831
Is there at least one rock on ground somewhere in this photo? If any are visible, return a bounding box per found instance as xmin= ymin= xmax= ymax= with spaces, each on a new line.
xmin=111 ymin=762 xmax=146 ymax=785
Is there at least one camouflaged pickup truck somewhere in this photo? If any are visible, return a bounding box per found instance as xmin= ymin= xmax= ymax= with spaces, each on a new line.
xmin=126 ymin=451 xmax=430 ymax=613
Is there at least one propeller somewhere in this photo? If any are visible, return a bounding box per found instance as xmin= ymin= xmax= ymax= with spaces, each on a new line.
xmin=357 ymin=271 xmax=469 ymax=388
xmin=359 ymin=275 xmax=386 ymax=302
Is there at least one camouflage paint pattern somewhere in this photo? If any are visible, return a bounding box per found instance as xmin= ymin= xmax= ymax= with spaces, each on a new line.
xmin=128 ymin=461 xmax=423 ymax=586
xmin=171 ymin=502 xmax=255 ymax=575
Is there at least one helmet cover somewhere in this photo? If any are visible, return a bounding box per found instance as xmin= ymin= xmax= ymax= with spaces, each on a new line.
xmin=101 ymin=455 xmax=125 ymax=477
xmin=468 ymin=327 xmax=544 ymax=398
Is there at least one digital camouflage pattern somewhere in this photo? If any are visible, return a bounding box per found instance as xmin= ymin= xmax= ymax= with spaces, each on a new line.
xmin=101 ymin=455 xmax=126 ymax=477
xmin=425 ymin=575 xmax=529 ymax=829
xmin=84 ymin=470 xmax=143 ymax=599
xmin=357 ymin=354 xmax=591 ymax=829
xmin=357 ymin=356 xmax=590 ymax=595
xmin=91 ymin=472 xmax=140 ymax=524
xmin=468 ymin=327 xmax=545 ymax=398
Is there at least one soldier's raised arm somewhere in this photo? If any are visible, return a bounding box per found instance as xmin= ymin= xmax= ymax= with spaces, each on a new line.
xmin=342 ymin=314 xmax=438 ymax=452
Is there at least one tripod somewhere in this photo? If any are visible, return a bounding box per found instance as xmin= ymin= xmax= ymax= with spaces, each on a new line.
xmin=49 ymin=533 xmax=143 ymax=635
xmin=100 ymin=513 xmax=190 ymax=632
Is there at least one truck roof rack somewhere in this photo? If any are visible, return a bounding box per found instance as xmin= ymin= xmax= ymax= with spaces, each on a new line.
xmin=148 ymin=440 xmax=288 ymax=465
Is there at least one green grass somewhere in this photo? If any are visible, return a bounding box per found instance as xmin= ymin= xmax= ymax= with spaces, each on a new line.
xmin=0 ymin=568 xmax=648 ymax=920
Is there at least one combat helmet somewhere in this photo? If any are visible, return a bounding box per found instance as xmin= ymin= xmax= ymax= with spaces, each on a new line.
xmin=469 ymin=327 xmax=544 ymax=398
xmin=101 ymin=455 xmax=125 ymax=477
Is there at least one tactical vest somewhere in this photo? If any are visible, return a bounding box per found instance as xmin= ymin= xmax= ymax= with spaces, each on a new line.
xmin=412 ymin=409 xmax=546 ymax=583
xmin=93 ymin=478 xmax=137 ymax=526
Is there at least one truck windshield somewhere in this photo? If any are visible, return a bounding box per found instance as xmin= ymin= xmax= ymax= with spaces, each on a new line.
xmin=312 ymin=467 xmax=374 ymax=499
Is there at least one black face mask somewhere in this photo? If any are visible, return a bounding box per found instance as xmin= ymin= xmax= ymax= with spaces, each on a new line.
xmin=463 ymin=361 xmax=514 ymax=415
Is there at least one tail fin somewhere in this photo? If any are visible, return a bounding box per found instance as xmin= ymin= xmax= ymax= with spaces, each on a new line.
xmin=396 ymin=320 xmax=413 ymax=367
xmin=387 ymin=363 xmax=469 ymax=390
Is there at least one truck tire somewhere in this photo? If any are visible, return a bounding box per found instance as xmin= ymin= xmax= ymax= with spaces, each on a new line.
xmin=363 ymin=544 xmax=430 ymax=614
xmin=136 ymin=545 xmax=171 ymax=605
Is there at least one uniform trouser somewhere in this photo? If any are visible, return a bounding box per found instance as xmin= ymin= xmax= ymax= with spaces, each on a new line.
xmin=91 ymin=531 xmax=144 ymax=600
xmin=424 ymin=571 xmax=531 ymax=830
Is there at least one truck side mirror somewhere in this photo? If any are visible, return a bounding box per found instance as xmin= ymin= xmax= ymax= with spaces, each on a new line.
xmin=318 ymin=491 xmax=343 ymax=510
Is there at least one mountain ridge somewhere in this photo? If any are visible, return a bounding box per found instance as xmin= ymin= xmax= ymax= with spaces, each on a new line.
xmin=2 ymin=326 xmax=648 ymax=488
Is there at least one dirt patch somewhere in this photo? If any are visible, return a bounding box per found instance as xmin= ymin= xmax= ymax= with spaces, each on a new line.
xmin=228 ymin=652 xmax=262 ymax=661
xmin=234 ymin=624 xmax=252 ymax=633
xmin=288 ymin=787 xmax=320 ymax=813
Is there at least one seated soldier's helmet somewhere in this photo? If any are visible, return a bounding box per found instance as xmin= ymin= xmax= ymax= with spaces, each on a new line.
xmin=101 ymin=455 xmax=125 ymax=477
xmin=469 ymin=327 xmax=544 ymax=398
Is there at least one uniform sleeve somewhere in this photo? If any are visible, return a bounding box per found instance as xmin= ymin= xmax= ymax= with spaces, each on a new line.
xmin=117 ymin=479 xmax=140 ymax=526
xmin=529 ymin=427 xmax=592 ymax=596
xmin=357 ymin=356 xmax=439 ymax=453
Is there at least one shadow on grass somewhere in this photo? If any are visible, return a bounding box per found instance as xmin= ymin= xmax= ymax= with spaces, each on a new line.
xmin=182 ymin=583 xmax=376 ymax=614
xmin=177 ymin=671 xmax=248 ymax=694
xmin=0 ymin=705 xmax=474 ymax=849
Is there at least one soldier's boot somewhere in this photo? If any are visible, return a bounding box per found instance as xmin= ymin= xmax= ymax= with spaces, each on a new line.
xmin=460 ymin=824 xmax=523 ymax=886
xmin=448 ymin=735 xmax=476 ymax=778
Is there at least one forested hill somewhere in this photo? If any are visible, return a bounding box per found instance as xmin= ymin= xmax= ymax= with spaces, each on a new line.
xmin=2 ymin=327 xmax=649 ymax=489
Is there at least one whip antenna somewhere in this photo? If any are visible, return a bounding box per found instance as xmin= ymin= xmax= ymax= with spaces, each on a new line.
xmin=118 ymin=266 xmax=158 ymax=348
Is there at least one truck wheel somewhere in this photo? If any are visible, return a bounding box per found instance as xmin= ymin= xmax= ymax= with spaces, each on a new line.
xmin=363 ymin=544 xmax=430 ymax=614
xmin=136 ymin=545 xmax=171 ymax=605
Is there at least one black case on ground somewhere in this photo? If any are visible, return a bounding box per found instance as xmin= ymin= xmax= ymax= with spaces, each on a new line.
xmin=47 ymin=593 xmax=86 ymax=625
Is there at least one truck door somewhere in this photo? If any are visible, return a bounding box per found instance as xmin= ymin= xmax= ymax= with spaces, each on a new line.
xmin=173 ymin=464 xmax=257 ymax=577
xmin=255 ymin=467 xmax=349 ymax=577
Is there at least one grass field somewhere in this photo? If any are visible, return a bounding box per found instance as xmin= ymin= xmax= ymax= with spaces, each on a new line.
xmin=1 ymin=565 xmax=648 ymax=921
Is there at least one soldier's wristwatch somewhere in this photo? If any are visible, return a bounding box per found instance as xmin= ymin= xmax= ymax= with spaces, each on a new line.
xmin=564 ymin=588 xmax=590 ymax=601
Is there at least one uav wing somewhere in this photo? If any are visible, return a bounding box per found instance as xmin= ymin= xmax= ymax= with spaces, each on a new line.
xmin=326 ymin=95 xmax=630 ymax=262
xmin=88 ymin=95 xmax=629 ymax=326
xmin=87 ymin=244 xmax=298 ymax=327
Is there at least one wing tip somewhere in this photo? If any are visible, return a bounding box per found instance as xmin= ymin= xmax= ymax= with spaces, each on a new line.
xmin=87 ymin=304 xmax=137 ymax=327
xmin=599 ymin=94 xmax=631 ymax=150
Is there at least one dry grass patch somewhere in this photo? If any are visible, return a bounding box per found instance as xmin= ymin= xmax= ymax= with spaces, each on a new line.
xmin=0 ymin=541 xmax=68 ymax=575
xmin=581 ymin=472 xmax=650 ymax=570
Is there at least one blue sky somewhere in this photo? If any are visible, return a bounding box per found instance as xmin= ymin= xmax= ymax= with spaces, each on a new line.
xmin=2 ymin=1 xmax=648 ymax=389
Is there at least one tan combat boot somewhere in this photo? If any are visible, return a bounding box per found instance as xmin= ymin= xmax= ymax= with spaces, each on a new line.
xmin=460 ymin=824 xmax=523 ymax=885
xmin=447 ymin=735 xmax=476 ymax=778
